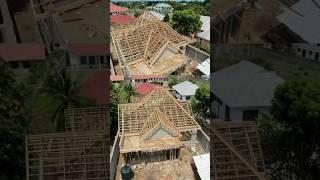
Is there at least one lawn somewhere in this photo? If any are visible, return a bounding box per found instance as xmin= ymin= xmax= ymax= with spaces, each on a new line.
xmin=213 ymin=47 xmax=320 ymax=81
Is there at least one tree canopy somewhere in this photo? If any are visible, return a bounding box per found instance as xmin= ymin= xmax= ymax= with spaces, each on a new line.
xmin=171 ymin=10 xmax=202 ymax=36
xmin=259 ymin=80 xmax=320 ymax=179
xmin=192 ymin=85 xmax=210 ymax=121
xmin=0 ymin=61 xmax=28 ymax=179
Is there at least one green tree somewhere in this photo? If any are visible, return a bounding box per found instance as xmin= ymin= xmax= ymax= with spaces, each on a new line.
xmin=40 ymin=68 xmax=94 ymax=131
xmin=171 ymin=10 xmax=202 ymax=36
xmin=259 ymin=80 xmax=320 ymax=179
xmin=164 ymin=13 xmax=170 ymax=22
xmin=123 ymin=83 xmax=136 ymax=103
xmin=0 ymin=61 xmax=28 ymax=179
xmin=192 ymin=85 xmax=210 ymax=121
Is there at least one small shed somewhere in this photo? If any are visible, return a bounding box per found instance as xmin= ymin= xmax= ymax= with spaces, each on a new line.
xmin=172 ymin=81 xmax=199 ymax=100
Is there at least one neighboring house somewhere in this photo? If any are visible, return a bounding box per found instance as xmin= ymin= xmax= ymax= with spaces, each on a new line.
xmin=196 ymin=58 xmax=210 ymax=79
xmin=262 ymin=0 xmax=320 ymax=45
xmin=0 ymin=0 xmax=17 ymax=43
xmin=68 ymin=43 xmax=109 ymax=69
xmin=152 ymin=3 xmax=173 ymax=14
xmin=212 ymin=61 xmax=284 ymax=121
xmin=196 ymin=30 xmax=210 ymax=50
xmin=110 ymin=14 xmax=135 ymax=25
xmin=292 ymin=43 xmax=320 ymax=62
xmin=135 ymin=82 xmax=160 ymax=96
xmin=149 ymin=11 xmax=165 ymax=21
xmin=131 ymin=74 xmax=167 ymax=85
xmin=200 ymin=16 xmax=210 ymax=32
xmin=110 ymin=3 xmax=128 ymax=15
xmin=172 ymin=81 xmax=199 ymax=100
xmin=0 ymin=43 xmax=46 ymax=73
xmin=77 ymin=70 xmax=109 ymax=105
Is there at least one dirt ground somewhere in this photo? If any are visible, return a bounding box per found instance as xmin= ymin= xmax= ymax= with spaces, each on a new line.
xmin=116 ymin=144 xmax=206 ymax=180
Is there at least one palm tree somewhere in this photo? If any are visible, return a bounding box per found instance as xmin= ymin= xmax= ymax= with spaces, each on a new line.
xmin=40 ymin=68 xmax=94 ymax=131
xmin=123 ymin=83 xmax=136 ymax=103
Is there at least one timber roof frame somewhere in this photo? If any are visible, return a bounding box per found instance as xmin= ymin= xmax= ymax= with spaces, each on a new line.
xmin=118 ymin=87 xmax=200 ymax=136
xmin=111 ymin=12 xmax=189 ymax=67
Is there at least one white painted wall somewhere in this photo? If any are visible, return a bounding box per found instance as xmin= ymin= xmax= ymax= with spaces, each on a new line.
xmin=0 ymin=0 xmax=16 ymax=43
xmin=292 ymin=43 xmax=320 ymax=62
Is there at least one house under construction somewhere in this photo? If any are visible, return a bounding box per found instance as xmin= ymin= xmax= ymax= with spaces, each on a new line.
xmin=118 ymin=87 xmax=200 ymax=164
xmin=212 ymin=0 xmax=252 ymax=43
xmin=210 ymin=121 xmax=266 ymax=180
xmin=25 ymin=106 xmax=109 ymax=180
xmin=111 ymin=12 xmax=189 ymax=76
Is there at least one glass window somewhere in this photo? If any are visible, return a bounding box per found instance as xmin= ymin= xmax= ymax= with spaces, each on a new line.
xmin=80 ymin=56 xmax=86 ymax=65
xmin=10 ymin=62 xmax=19 ymax=69
xmin=89 ymin=56 xmax=95 ymax=65
xmin=23 ymin=61 xmax=30 ymax=69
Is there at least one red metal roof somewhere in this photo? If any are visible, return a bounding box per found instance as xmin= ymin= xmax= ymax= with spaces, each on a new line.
xmin=77 ymin=70 xmax=109 ymax=105
xmin=68 ymin=43 xmax=109 ymax=56
xmin=0 ymin=43 xmax=46 ymax=61
xmin=110 ymin=3 xmax=128 ymax=13
xmin=131 ymin=74 xmax=165 ymax=80
xmin=135 ymin=83 xmax=160 ymax=96
xmin=110 ymin=14 xmax=135 ymax=25
xmin=110 ymin=75 xmax=124 ymax=81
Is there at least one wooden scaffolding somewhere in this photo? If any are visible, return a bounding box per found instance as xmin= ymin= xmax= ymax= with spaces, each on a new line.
xmin=210 ymin=121 xmax=266 ymax=180
xmin=111 ymin=12 xmax=189 ymax=75
xmin=26 ymin=106 xmax=109 ymax=180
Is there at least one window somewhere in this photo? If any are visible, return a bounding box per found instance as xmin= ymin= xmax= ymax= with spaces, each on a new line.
xmin=302 ymin=49 xmax=306 ymax=57
xmin=315 ymin=52 xmax=319 ymax=61
xmin=242 ymin=110 xmax=259 ymax=121
xmin=100 ymin=56 xmax=105 ymax=64
xmin=10 ymin=62 xmax=19 ymax=69
xmin=225 ymin=105 xmax=230 ymax=121
xmin=23 ymin=61 xmax=30 ymax=69
xmin=80 ymin=56 xmax=86 ymax=65
xmin=0 ymin=30 xmax=3 ymax=43
xmin=0 ymin=8 xmax=3 ymax=24
xmin=89 ymin=56 xmax=95 ymax=65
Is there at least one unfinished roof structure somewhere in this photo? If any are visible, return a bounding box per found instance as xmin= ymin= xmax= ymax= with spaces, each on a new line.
xmin=111 ymin=12 xmax=189 ymax=75
xmin=26 ymin=106 xmax=109 ymax=180
xmin=118 ymin=87 xmax=200 ymax=163
xmin=210 ymin=121 xmax=266 ymax=180
xmin=64 ymin=106 xmax=108 ymax=132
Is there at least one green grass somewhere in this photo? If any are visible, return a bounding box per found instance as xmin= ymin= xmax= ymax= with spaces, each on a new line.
xmin=213 ymin=51 xmax=320 ymax=81
xmin=168 ymin=75 xmax=209 ymax=88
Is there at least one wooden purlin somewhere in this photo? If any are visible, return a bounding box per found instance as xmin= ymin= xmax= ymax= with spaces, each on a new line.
xmin=118 ymin=87 xmax=200 ymax=135
xmin=64 ymin=106 xmax=108 ymax=132
xmin=26 ymin=131 xmax=109 ymax=180
xmin=210 ymin=121 xmax=266 ymax=180
xmin=111 ymin=12 xmax=188 ymax=66
xmin=140 ymin=109 xmax=182 ymax=140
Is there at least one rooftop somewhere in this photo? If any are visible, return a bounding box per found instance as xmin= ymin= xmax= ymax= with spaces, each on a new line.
xmin=212 ymin=60 xmax=284 ymax=107
xmin=110 ymin=2 xmax=128 ymax=13
xmin=135 ymin=83 xmax=161 ymax=96
xmin=110 ymin=14 xmax=136 ymax=25
xmin=0 ymin=43 xmax=46 ymax=61
xmin=277 ymin=0 xmax=320 ymax=43
xmin=60 ymin=0 xmax=107 ymax=43
xmin=111 ymin=12 xmax=189 ymax=75
xmin=197 ymin=30 xmax=210 ymax=41
xmin=172 ymin=81 xmax=199 ymax=96
xmin=77 ymin=70 xmax=109 ymax=105
xmin=196 ymin=58 xmax=210 ymax=76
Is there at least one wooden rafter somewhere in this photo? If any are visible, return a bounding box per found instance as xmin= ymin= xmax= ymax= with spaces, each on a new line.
xmin=118 ymin=87 xmax=200 ymax=136
xmin=25 ymin=131 xmax=109 ymax=180
xmin=111 ymin=12 xmax=188 ymax=67
xmin=210 ymin=121 xmax=266 ymax=180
